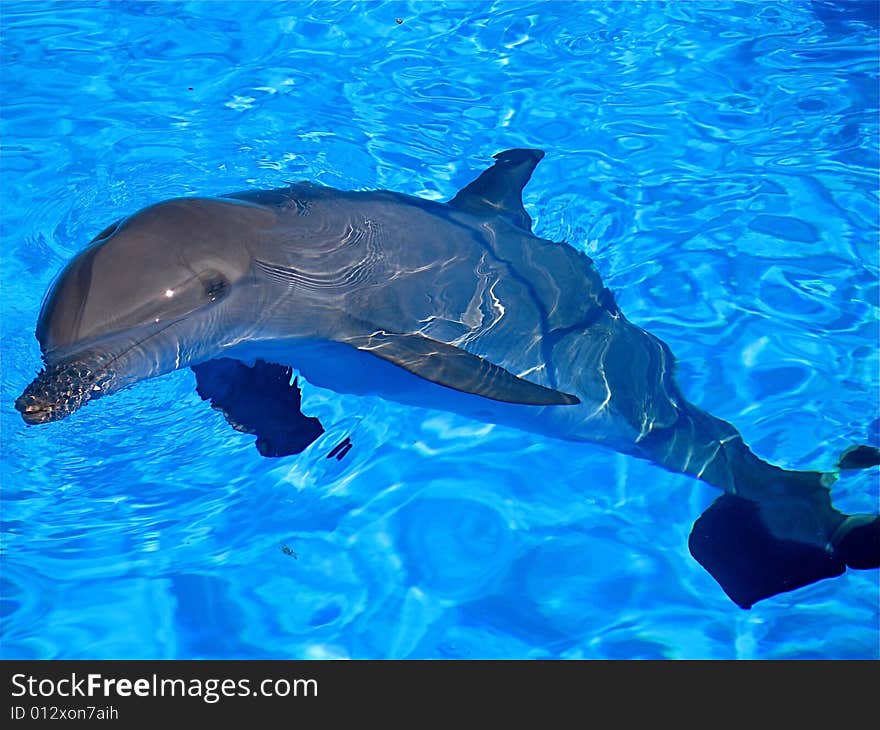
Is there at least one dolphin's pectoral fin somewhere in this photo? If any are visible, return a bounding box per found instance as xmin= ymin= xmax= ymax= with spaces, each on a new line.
xmin=688 ymin=494 xmax=847 ymax=609
xmin=347 ymin=330 xmax=579 ymax=406
xmin=448 ymin=148 xmax=545 ymax=232
xmin=191 ymin=358 xmax=324 ymax=458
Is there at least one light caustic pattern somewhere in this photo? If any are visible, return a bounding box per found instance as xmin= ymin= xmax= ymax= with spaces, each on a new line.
xmin=0 ymin=1 xmax=877 ymax=658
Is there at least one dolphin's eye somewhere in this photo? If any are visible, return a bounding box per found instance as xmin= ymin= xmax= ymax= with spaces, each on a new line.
xmin=202 ymin=274 xmax=229 ymax=302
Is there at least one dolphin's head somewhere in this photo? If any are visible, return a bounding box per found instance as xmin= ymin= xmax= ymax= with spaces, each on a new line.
xmin=16 ymin=197 xmax=273 ymax=424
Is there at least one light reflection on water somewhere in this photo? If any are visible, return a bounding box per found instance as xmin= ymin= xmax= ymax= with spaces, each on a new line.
xmin=1 ymin=1 xmax=878 ymax=658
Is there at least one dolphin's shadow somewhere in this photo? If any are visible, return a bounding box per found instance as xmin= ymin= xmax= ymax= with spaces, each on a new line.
xmin=191 ymin=358 xmax=326 ymax=458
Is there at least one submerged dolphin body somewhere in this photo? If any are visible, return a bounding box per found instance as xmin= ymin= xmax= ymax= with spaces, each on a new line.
xmin=16 ymin=149 xmax=880 ymax=608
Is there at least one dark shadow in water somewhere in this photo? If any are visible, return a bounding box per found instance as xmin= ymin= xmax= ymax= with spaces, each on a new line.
xmin=812 ymin=0 xmax=879 ymax=33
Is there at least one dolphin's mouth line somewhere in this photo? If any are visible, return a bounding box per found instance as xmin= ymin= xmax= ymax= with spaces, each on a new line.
xmin=92 ymin=314 xmax=189 ymax=373
xmin=16 ymin=315 xmax=189 ymax=425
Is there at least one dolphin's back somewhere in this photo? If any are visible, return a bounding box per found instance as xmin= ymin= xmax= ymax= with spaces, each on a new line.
xmin=232 ymin=181 xmax=683 ymax=455
xmin=237 ymin=185 xmax=604 ymax=370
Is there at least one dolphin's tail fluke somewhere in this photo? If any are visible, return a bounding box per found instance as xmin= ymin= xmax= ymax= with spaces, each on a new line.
xmin=688 ymin=493 xmax=879 ymax=609
xmin=634 ymin=398 xmax=879 ymax=607
xmin=833 ymin=514 xmax=880 ymax=569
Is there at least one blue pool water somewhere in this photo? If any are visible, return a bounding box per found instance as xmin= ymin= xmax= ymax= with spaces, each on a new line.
xmin=1 ymin=1 xmax=878 ymax=659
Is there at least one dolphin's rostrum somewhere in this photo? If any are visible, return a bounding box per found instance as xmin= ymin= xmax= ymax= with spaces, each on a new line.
xmin=15 ymin=149 xmax=880 ymax=608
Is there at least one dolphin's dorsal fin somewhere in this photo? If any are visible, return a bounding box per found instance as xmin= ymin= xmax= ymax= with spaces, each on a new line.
xmin=448 ymin=148 xmax=545 ymax=232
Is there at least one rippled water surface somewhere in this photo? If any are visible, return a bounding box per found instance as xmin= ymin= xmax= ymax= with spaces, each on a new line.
xmin=1 ymin=1 xmax=878 ymax=659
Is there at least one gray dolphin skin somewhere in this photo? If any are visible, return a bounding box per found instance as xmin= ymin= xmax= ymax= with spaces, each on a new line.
xmin=15 ymin=149 xmax=879 ymax=608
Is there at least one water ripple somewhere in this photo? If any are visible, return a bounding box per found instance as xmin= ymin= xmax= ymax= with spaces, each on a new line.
xmin=1 ymin=0 xmax=877 ymax=659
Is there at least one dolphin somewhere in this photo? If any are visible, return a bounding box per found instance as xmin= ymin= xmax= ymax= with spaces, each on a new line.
xmin=15 ymin=149 xmax=879 ymax=608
